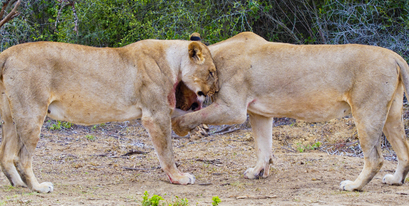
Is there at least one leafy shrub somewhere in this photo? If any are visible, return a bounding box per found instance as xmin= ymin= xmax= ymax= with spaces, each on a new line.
xmin=142 ymin=191 xmax=164 ymax=206
xmin=1 ymin=0 xmax=407 ymax=61
xmin=212 ymin=196 xmax=221 ymax=206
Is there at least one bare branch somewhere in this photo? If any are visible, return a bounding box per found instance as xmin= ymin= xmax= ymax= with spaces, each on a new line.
xmin=0 ymin=0 xmax=20 ymax=28
xmin=261 ymin=11 xmax=301 ymax=44
xmin=0 ymin=0 xmax=17 ymax=19
xmin=55 ymin=0 xmax=71 ymax=28
xmin=71 ymin=2 xmax=78 ymax=35
xmin=0 ymin=0 xmax=9 ymax=19
xmin=55 ymin=0 xmax=78 ymax=35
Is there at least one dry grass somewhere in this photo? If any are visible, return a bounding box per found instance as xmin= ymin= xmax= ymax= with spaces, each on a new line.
xmin=0 ymin=112 xmax=408 ymax=205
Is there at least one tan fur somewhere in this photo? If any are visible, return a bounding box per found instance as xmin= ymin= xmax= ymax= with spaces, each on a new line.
xmin=0 ymin=40 xmax=218 ymax=193
xmin=172 ymin=32 xmax=409 ymax=191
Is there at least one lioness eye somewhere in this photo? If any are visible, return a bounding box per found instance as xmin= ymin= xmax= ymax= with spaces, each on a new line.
xmin=209 ymin=71 xmax=214 ymax=77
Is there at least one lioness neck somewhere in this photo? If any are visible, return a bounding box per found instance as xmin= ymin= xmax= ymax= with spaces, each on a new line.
xmin=165 ymin=41 xmax=191 ymax=84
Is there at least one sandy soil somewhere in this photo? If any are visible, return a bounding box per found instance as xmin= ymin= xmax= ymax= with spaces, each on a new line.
xmin=0 ymin=117 xmax=408 ymax=206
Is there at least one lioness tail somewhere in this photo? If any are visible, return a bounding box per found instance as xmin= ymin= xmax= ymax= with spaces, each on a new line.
xmin=396 ymin=56 xmax=409 ymax=99
xmin=0 ymin=52 xmax=7 ymax=78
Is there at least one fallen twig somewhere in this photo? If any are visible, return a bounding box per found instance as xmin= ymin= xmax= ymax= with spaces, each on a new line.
xmin=210 ymin=125 xmax=241 ymax=136
xmin=215 ymin=128 xmax=240 ymax=135
xmin=122 ymin=166 xmax=160 ymax=171
xmin=93 ymin=153 xmax=109 ymax=157
xmin=324 ymin=140 xmax=359 ymax=148
xmin=281 ymin=146 xmax=296 ymax=153
xmin=122 ymin=167 xmax=149 ymax=171
xmin=212 ymin=126 xmax=232 ymax=134
xmin=121 ymin=150 xmax=149 ymax=156
xmin=172 ymin=134 xmax=190 ymax=139
xmin=396 ymin=192 xmax=408 ymax=196
xmin=196 ymin=158 xmax=222 ymax=164
xmin=93 ymin=150 xmax=148 ymax=158
xmin=236 ymin=195 xmax=277 ymax=199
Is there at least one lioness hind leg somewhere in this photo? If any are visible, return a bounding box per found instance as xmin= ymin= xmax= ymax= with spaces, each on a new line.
xmin=0 ymin=122 xmax=27 ymax=188
xmin=0 ymin=91 xmax=26 ymax=187
xmin=382 ymin=85 xmax=409 ymax=185
xmin=244 ymin=113 xmax=273 ymax=179
xmin=12 ymin=116 xmax=53 ymax=193
xmin=340 ymin=108 xmax=387 ymax=191
xmin=6 ymin=92 xmax=54 ymax=193
xmin=142 ymin=111 xmax=195 ymax=185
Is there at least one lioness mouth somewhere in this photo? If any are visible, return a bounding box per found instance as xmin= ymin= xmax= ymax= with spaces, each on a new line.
xmin=175 ymin=81 xmax=202 ymax=111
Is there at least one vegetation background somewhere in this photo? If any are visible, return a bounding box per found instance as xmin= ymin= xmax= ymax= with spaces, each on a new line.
xmin=1 ymin=0 xmax=408 ymax=60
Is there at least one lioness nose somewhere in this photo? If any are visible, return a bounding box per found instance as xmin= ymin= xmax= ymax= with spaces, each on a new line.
xmin=197 ymin=91 xmax=205 ymax=97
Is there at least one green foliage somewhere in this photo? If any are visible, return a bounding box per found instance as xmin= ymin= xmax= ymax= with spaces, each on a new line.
xmin=49 ymin=120 xmax=62 ymax=130
xmin=142 ymin=191 xmax=164 ymax=206
xmin=85 ymin=134 xmax=95 ymax=141
xmin=297 ymin=141 xmax=322 ymax=153
xmin=312 ymin=141 xmax=322 ymax=148
xmin=140 ymin=191 xmax=217 ymax=206
xmin=62 ymin=121 xmax=72 ymax=129
xmin=212 ymin=196 xmax=221 ymax=206
xmin=92 ymin=123 xmax=106 ymax=130
xmin=296 ymin=143 xmax=305 ymax=153
xmin=55 ymin=0 xmax=259 ymax=46
xmin=1 ymin=0 xmax=408 ymax=60
xmin=47 ymin=120 xmax=72 ymax=130
xmin=169 ymin=196 xmax=188 ymax=206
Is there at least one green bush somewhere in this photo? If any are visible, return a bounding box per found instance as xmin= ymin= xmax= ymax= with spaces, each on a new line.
xmin=142 ymin=191 xmax=164 ymax=206
xmin=1 ymin=0 xmax=408 ymax=60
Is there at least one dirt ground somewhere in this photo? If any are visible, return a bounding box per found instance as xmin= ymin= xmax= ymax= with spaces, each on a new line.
xmin=1 ymin=117 xmax=408 ymax=206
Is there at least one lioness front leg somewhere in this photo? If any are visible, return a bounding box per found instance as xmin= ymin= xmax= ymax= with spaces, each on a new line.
xmin=172 ymin=101 xmax=248 ymax=137
xmin=142 ymin=111 xmax=194 ymax=185
xmin=244 ymin=113 xmax=273 ymax=179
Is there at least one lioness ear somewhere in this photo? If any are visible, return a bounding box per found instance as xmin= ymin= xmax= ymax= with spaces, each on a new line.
xmin=189 ymin=32 xmax=201 ymax=41
xmin=188 ymin=42 xmax=205 ymax=64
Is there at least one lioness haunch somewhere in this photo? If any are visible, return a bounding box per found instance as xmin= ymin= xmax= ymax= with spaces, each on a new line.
xmin=173 ymin=32 xmax=409 ymax=191
xmin=0 ymin=39 xmax=218 ymax=193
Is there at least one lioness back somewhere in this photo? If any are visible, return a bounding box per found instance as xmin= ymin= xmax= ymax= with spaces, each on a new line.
xmin=0 ymin=40 xmax=204 ymax=125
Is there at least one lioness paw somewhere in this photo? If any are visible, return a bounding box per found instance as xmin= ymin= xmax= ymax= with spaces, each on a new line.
xmin=168 ymin=172 xmax=195 ymax=185
xmin=382 ymin=174 xmax=403 ymax=185
xmin=34 ymin=182 xmax=54 ymax=193
xmin=171 ymin=118 xmax=189 ymax=137
xmin=340 ymin=180 xmax=360 ymax=191
xmin=244 ymin=168 xmax=267 ymax=179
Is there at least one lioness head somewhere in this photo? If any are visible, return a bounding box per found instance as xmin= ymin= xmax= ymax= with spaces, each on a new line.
xmin=177 ymin=41 xmax=218 ymax=111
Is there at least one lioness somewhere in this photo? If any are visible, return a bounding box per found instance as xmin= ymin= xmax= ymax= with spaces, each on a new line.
xmin=0 ymin=40 xmax=218 ymax=193
xmin=172 ymin=32 xmax=409 ymax=191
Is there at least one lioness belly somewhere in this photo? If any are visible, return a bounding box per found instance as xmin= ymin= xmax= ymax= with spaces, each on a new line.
xmin=47 ymin=100 xmax=142 ymax=125
xmin=247 ymin=96 xmax=351 ymax=122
